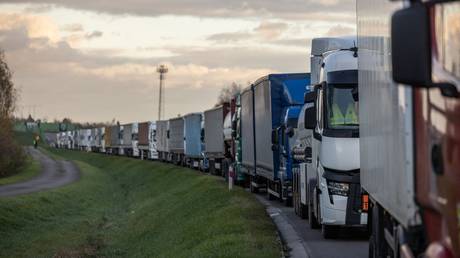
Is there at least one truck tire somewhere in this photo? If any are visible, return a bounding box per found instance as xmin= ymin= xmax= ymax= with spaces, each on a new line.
xmin=300 ymin=203 xmax=308 ymax=220
xmin=308 ymin=180 xmax=320 ymax=229
xmin=322 ymin=224 xmax=337 ymax=239
xmin=371 ymin=203 xmax=388 ymax=258
xmin=284 ymin=196 xmax=293 ymax=207
xmin=309 ymin=207 xmax=320 ymax=229
xmin=250 ymin=178 xmax=258 ymax=193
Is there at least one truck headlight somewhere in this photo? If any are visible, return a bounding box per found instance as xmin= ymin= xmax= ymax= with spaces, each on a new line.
xmin=327 ymin=181 xmax=349 ymax=197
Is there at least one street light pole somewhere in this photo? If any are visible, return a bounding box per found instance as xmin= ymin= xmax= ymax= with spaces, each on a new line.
xmin=156 ymin=65 xmax=168 ymax=120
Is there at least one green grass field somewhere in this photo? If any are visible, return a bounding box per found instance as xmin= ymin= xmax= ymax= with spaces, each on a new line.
xmin=0 ymin=149 xmax=281 ymax=258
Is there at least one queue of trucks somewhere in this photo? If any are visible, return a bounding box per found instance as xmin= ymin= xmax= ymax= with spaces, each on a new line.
xmin=54 ymin=1 xmax=459 ymax=257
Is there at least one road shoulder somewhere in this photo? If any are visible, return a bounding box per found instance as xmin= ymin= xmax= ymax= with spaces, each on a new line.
xmin=254 ymin=194 xmax=311 ymax=258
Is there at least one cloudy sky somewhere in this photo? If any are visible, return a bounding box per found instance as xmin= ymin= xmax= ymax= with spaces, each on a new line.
xmin=0 ymin=0 xmax=356 ymax=123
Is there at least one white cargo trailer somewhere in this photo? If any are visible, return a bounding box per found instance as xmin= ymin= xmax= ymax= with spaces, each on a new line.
xmin=204 ymin=104 xmax=229 ymax=175
xmin=168 ymin=117 xmax=185 ymax=164
xmin=155 ymin=120 xmax=169 ymax=161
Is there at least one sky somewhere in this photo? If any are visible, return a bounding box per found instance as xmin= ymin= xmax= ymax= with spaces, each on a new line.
xmin=0 ymin=0 xmax=356 ymax=123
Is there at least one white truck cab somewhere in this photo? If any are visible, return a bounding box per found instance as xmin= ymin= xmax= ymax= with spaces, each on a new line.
xmin=302 ymin=37 xmax=367 ymax=238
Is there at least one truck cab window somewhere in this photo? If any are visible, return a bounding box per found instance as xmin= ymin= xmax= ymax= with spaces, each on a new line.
xmin=326 ymin=84 xmax=359 ymax=130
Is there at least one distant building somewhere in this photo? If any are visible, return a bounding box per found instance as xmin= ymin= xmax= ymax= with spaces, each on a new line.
xmin=25 ymin=115 xmax=37 ymax=130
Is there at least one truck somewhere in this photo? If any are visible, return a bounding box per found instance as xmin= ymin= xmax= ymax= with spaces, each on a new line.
xmin=292 ymin=38 xmax=366 ymax=238
xmin=232 ymin=94 xmax=245 ymax=184
xmin=90 ymin=128 xmax=97 ymax=152
xmin=155 ymin=120 xmax=169 ymax=161
xmin=121 ymin=123 xmax=139 ymax=157
xmin=168 ymin=117 xmax=185 ymax=164
xmin=96 ymin=127 xmax=105 ymax=153
xmin=108 ymin=124 xmax=122 ymax=155
xmin=223 ymin=98 xmax=241 ymax=182
xmin=358 ymin=1 xmax=460 ymax=257
xmin=138 ymin=121 xmax=157 ymax=160
xmin=183 ymin=113 xmax=203 ymax=168
xmin=292 ymin=96 xmax=314 ymax=219
xmin=104 ymin=126 xmax=112 ymax=154
xmin=275 ymin=75 xmax=311 ymax=206
xmin=241 ymin=74 xmax=310 ymax=203
xmin=203 ymin=104 xmax=230 ymax=175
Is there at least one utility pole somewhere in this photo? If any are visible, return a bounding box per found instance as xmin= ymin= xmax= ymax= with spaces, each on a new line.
xmin=156 ymin=64 xmax=168 ymax=120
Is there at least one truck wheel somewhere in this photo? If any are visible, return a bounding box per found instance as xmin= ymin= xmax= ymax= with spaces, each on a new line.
xmin=300 ymin=204 xmax=308 ymax=220
xmin=308 ymin=180 xmax=320 ymax=229
xmin=309 ymin=207 xmax=320 ymax=229
xmin=268 ymin=191 xmax=276 ymax=200
xmin=322 ymin=225 xmax=337 ymax=239
xmin=250 ymin=179 xmax=258 ymax=193
xmin=369 ymin=235 xmax=375 ymax=258
xmin=284 ymin=197 xmax=293 ymax=207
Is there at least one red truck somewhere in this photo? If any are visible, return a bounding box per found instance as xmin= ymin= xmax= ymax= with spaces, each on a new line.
xmin=357 ymin=0 xmax=459 ymax=257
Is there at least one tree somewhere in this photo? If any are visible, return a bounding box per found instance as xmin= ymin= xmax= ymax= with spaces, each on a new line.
xmin=0 ymin=49 xmax=23 ymax=177
xmin=216 ymin=82 xmax=242 ymax=106
xmin=0 ymin=50 xmax=16 ymax=119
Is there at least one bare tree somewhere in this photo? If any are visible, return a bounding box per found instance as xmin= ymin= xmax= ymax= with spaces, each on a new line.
xmin=216 ymin=82 xmax=242 ymax=106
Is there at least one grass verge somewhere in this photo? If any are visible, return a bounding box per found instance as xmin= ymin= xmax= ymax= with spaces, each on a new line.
xmin=0 ymin=149 xmax=281 ymax=258
xmin=0 ymin=156 xmax=40 ymax=186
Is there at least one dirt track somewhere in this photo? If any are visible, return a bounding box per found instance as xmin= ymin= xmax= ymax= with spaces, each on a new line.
xmin=0 ymin=147 xmax=80 ymax=197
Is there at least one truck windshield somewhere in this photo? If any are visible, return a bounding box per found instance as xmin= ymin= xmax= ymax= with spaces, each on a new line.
xmin=326 ymin=84 xmax=359 ymax=130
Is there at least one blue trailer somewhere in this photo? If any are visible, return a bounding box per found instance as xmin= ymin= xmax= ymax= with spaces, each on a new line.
xmin=245 ymin=73 xmax=311 ymax=204
xmin=183 ymin=113 xmax=203 ymax=168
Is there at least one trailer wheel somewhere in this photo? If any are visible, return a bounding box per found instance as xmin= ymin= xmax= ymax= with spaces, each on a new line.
xmin=268 ymin=191 xmax=276 ymax=201
xmin=300 ymin=203 xmax=308 ymax=220
xmin=322 ymin=224 xmax=337 ymax=239
xmin=284 ymin=196 xmax=293 ymax=207
xmin=250 ymin=177 xmax=258 ymax=193
xmin=369 ymin=235 xmax=375 ymax=258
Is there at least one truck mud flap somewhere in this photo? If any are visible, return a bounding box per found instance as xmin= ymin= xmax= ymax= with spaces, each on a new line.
xmin=345 ymin=183 xmax=362 ymax=225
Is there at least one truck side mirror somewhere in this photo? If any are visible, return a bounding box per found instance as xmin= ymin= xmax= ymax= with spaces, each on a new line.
xmin=271 ymin=129 xmax=278 ymax=145
xmin=391 ymin=3 xmax=431 ymax=86
xmin=304 ymin=103 xmax=316 ymax=130
xmin=167 ymin=130 xmax=170 ymax=139
xmin=304 ymin=91 xmax=317 ymax=104
xmin=286 ymin=127 xmax=294 ymax=138
xmin=391 ymin=3 xmax=458 ymax=98
xmin=200 ymin=128 xmax=204 ymax=141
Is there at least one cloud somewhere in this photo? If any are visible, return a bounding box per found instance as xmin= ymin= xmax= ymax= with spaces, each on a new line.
xmin=62 ymin=23 xmax=84 ymax=32
xmin=2 ymin=0 xmax=356 ymax=20
xmin=326 ymin=24 xmax=356 ymax=37
xmin=207 ymin=31 xmax=252 ymax=43
xmin=85 ymin=30 xmax=103 ymax=39
xmin=207 ymin=20 xmax=290 ymax=44
xmin=254 ymin=21 xmax=288 ymax=39
xmin=0 ymin=13 xmax=60 ymax=42
xmin=0 ymin=15 xmax=289 ymax=122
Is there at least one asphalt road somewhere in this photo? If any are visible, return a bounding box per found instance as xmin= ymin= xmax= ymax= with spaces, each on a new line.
xmin=256 ymin=193 xmax=369 ymax=258
xmin=0 ymin=147 xmax=80 ymax=197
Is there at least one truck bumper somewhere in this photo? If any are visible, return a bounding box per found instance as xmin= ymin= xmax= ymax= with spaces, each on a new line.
xmin=320 ymin=185 xmax=367 ymax=226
